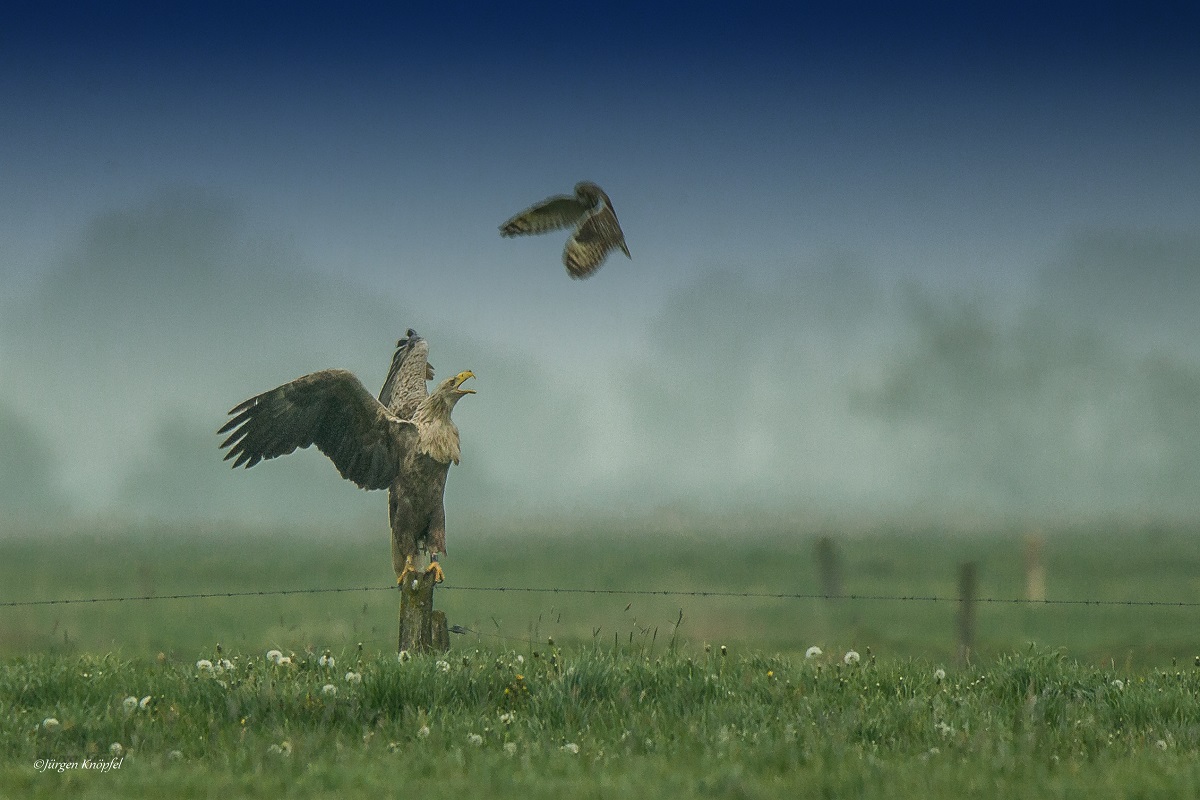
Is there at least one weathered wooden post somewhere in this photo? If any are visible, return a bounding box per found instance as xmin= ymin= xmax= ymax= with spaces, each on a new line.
xmin=398 ymin=568 xmax=450 ymax=654
xmin=814 ymin=535 xmax=843 ymax=598
xmin=957 ymin=561 xmax=978 ymax=665
xmin=1023 ymin=533 xmax=1046 ymax=603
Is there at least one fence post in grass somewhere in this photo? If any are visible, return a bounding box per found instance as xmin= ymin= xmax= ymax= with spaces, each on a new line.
xmin=1023 ymin=533 xmax=1046 ymax=603
xmin=398 ymin=569 xmax=450 ymax=654
xmin=814 ymin=536 xmax=843 ymax=598
xmin=957 ymin=561 xmax=978 ymax=665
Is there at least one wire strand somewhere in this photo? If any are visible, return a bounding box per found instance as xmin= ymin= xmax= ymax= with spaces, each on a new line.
xmin=3 ymin=584 xmax=1199 ymax=608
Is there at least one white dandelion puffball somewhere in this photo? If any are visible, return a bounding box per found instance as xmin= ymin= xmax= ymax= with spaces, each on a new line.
xmin=41 ymin=718 xmax=61 ymax=732
xmin=504 ymin=742 xmax=518 ymax=757
xmin=398 ymin=650 xmax=412 ymax=664
xmin=417 ymin=725 xmax=431 ymax=738
xmin=321 ymin=684 xmax=337 ymax=696
xmin=934 ymin=668 xmax=946 ymax=682
xmin=561 ymin=742 xmax=580 ymax=754
xmin=122 ymin=696 xmax=139 ymax=713
xmin=196 ymin=659 xmax=214 ymax=672
xmin=219 ymin=659 xmax=234 ymax=671
xmin=843 ymin=650 xmax=861 ymax=665
xmin=516 ymin=654 xmax=524 ymax=664
xmin=805 ymin=646 xmax=823 ymax=659
xmin=436 ymin=660 xmax=451 ymax=673
xmin=139 ymin=695 xmax=151 ymax=710
xmin=277 ymin=656 xmax=292 ymax=666
xmin=1111 ymin=679 xmax=1124 ymax=690
xmin=345 ymin=671 xmax=363 ymax=685
xmin=467 ymin=733 xmax=483 ymax=746
xmin=499 ymin=711 xmax=515 ymax=725
xmin=266 ymin=649 xmax=284 ymax=664
xmin=319 ymin=654 xmax=335 ymax=668
xmin=1156 ymin=739 xmax=1169 ymax=750
xmin=110 ymin=742 xmax=124 ymax=757
xmin=167 ymin=750 xmax=183 ymax=762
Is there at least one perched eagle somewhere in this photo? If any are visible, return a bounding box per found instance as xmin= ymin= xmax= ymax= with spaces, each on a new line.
xmin=218 ymin=331 xmax=474 ymax=584
xmin=500 ymin=181 xmax=631 ymax=279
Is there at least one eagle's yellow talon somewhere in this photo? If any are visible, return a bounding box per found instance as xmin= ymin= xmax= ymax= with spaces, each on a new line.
xmin=426 ymin=560 xmax=445 ymax=584
xmin=396 ymin=555 xmax=418 ymax=586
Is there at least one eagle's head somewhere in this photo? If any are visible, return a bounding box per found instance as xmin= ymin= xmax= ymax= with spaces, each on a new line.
xmin=415 ymin=371 xmax=475 ymax=464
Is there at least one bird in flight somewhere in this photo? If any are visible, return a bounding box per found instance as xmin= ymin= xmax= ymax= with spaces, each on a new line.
xmin=500 ymin=181 xmax=631 ymax=279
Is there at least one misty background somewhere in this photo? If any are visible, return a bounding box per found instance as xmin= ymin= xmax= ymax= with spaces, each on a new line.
xmin=3 ymin=3 xmax=1199 ymax=531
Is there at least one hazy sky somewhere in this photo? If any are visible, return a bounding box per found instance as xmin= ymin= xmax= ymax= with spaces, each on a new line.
xmin=2 ymin=3 xmax=1199 ymax=526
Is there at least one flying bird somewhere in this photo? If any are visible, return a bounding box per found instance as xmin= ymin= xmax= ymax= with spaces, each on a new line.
xmin=218 ymin=330 xmax=474 ymax=584
xmin=500 ymin=181 xmax=631 ymax=279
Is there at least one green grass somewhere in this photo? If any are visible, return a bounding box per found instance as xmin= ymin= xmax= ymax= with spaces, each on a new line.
xmin=4 ymin=645 xmax=1200 ymax=798
xmin=3 ymin=520 xmax=1200 ymax=665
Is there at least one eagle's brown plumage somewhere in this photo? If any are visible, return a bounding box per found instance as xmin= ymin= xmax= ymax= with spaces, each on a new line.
xmin=218 ymin=331 xmax=474 ymax=582
xmin=500 ymin=181 xmax=631 ymax=279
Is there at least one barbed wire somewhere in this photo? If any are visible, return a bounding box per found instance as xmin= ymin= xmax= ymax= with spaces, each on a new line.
xmin=3 ymin=583 xmax=1199 ymax=608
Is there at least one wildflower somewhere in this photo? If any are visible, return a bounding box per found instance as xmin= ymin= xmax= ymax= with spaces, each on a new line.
xmin=139 ymin=695 xmax=151 ymax=710
xmin=766 ymin=670 xmax=774 ymax=679
xmin=219 ymin=659 xmax=234 ymax=672
xmin=417 ymin=725 xmax=431 ymax=738
xmin=499 ymin=711 xmax=515 ymax=725
xmin=110 ymin=742 xmax=124 ymax=757
xmin=934 ymin=668 xmax=946 ymax=682
xmin=467 ymin=733 xmax=483 ymax=746
xmin=321 ymin=684 xmax=338 ymax=697
xmin=277 ymin=656 xmax=292 ymax=666
xmin=319 ymin=653 xmax=335 ymax=668
xmin=345 ymin=671 xmax=362 ymax=685
xmin=561 ymin=742 xmax=580 ymax=754
xmin=805 ymin=646 xmax=823 ymax=659
xmin=266 ymin=649 xmax=284 ymax=664
xmin=843 ymin=650 xmax=861 ymax=666
xmin=41 ymin=718 xmax=60 ymax=733
xmin=167 ymin=750 xmax=183 ymax=762
xmin=398 ymin=650 xmax=412 ymax=664
xmin=196 ymin=659 xmax=214 ymax=672
xmin=504 ymin=742 xmax=517 ymax=757
xmin=436 ymin=660 xmax=451 ymax=673
xmin=122 ymin=696 xmax=139 ymax=713
xmin=1111 ymin=679 xmax=1124 ymax=690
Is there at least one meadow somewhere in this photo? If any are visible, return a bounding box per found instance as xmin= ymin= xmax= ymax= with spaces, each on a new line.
xmin=3 ymin=519 xmax=1200 ymax=797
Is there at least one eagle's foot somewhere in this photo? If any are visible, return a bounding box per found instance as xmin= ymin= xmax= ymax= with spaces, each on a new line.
xmin=425 ymin=556 xmax=445 ymax=584
xmin=396 ymin=555 xmax=418 ymax=587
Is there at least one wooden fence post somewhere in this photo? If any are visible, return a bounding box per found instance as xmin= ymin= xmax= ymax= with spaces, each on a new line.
xmin=814 ymin=536 xmax=843 ymax=598
xmin=957 ymin=561 xmax=978 ymax=665
xmin=398 ymin=569 xmax=450 ymax=654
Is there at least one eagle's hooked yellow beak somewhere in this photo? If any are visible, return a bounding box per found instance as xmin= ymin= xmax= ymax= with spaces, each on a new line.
xmin=452 ymin=371 xmax=476 ymax=394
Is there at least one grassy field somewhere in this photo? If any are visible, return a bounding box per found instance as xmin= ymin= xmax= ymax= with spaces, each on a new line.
xmin=4 ymin=644 xmax=1200 ymax=798
xmin=2 ymin=519 xmax=1199 ymax=665
xmin=3 ymin=519 xmax=1200 ymax=797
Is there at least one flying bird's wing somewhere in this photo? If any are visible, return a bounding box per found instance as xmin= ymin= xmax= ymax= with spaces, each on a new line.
xmin=219 ymin=369 xmax=413 ymax=490
xmin=499 ymin=195 xmax=591 ymax=237
xmin=378 ymin=329 xmax=434 ymax=419
xmin=563 ymin=203 xmax=631 ymax=279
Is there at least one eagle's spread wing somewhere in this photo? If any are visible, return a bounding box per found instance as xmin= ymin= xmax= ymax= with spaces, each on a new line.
xmin=564 ymin=203 xmax=631 ymax=279
xmin=219 ymin=369 xmax=413 ymax=490
xmin=499 ymin=195 xmax=590 ymax=237
xmin=378 ymin=329 xmax=434 ymax=419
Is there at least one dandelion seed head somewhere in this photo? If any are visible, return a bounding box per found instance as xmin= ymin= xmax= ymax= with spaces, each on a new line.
xmin=41 ymin=717 xmax=60 ymax=732
xmin=218 ymin=659 xmax=234 ymax=671
xmin=436 ymin=660 xmax=451 ymax=673
xmin=504 ymin=742 xmax=517 ymax=756
xmin=843 ymin=650 xmax=861 ymax=665
xmin=720 ymin=645 xmax=727 ymax=657
xmin=266 ymin=649 xmax=284 ymax=664
xmin=122 ymin=696 xmax=139 ymax=713
xmin=398 ymin=650 xmax=411 ymax=664
xmin=467 ymin=733 xmax=483 ymax=746
xmin=319 ymin=654 xmax=335 ymax=668
xmin=196 ymin=659 xmax=214 ymax=672
xmin=1111 ymin=679 xmax=1124 ymax=690
xmin=110 ymin=742 xmax=124 ymax=756
xmin=561 ymin=742 xmax=580 ymax=754
xmin=344 ymin=670 xmax=363 ymax=685
xmin=167 ymin=750 xmax=183 ymax=762
xmin=277 ymin=656 xmax=291 ymax=666
xmin=417 ymin=725 xmax=431 ymax=738
xmin=1156 ymin=739 xmax=1169 ymax=750
xmin=499 ymin=711 xmax=515 ymax=725
xmin=934 ymin=668 xmax=946 ymax=682
xmin=321 ymin=684 xmax=338 ymax=696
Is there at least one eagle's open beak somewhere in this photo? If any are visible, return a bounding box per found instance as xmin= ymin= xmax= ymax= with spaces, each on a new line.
xmin=452 ymin=371 xmax=476 ymax=394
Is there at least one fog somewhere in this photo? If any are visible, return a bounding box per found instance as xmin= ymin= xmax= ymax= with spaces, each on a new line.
xmin=3 ymin=191 xmax=1197 ymax=528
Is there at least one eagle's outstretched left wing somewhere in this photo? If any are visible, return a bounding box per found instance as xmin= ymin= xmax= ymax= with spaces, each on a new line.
xmin=219 ymin=369 xmax=413 ymax=490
